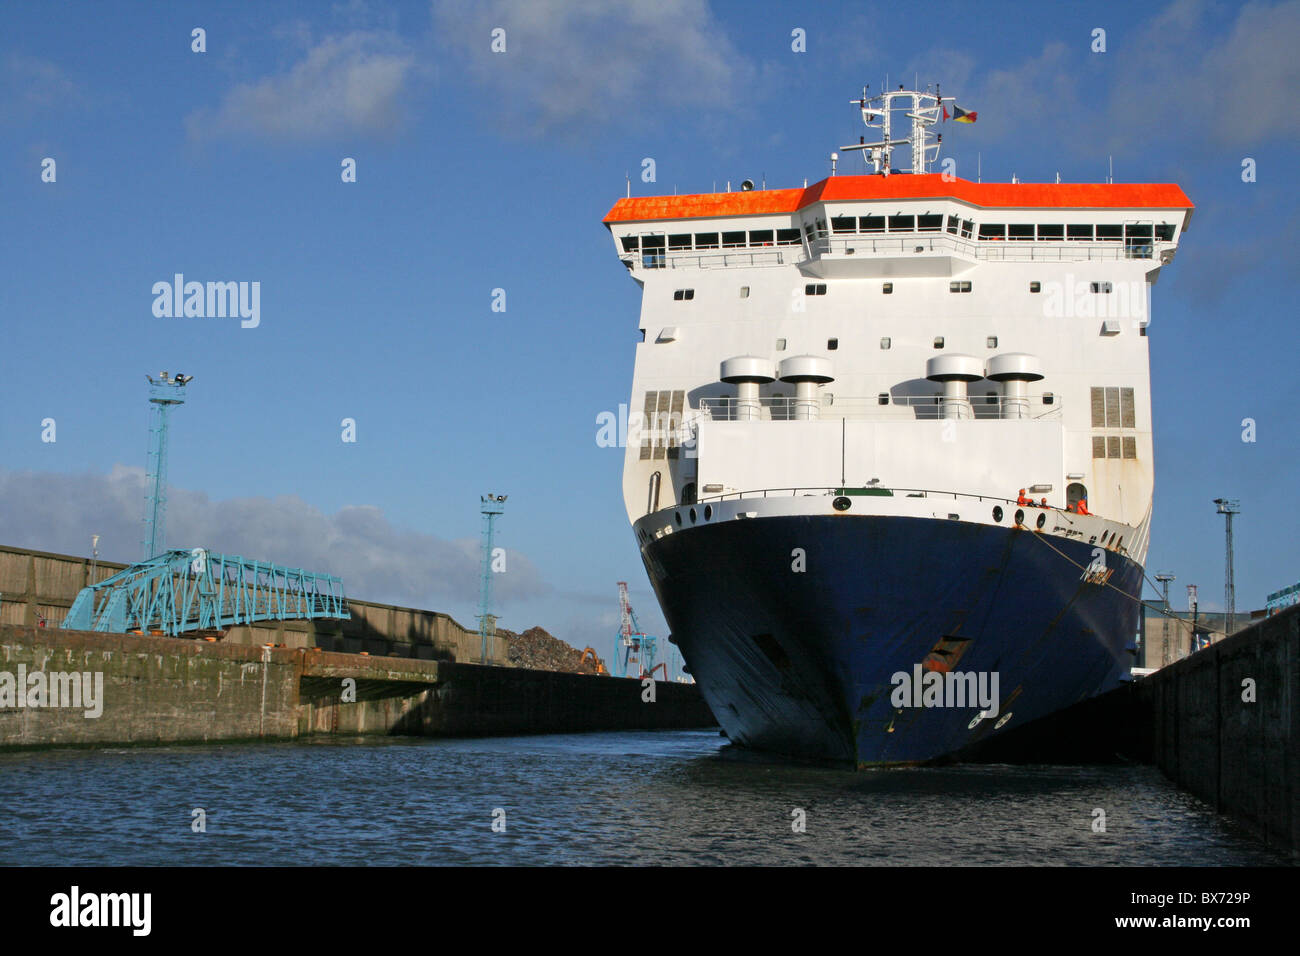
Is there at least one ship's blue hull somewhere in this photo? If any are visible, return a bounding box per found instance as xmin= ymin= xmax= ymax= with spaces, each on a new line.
xmin=640 ymin=514 xmax=1141 ymax=766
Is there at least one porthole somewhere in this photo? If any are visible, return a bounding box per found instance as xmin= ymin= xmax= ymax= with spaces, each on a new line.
xmin=1014 ymin=509 xmax=1025 ymax=525
xmin=995 ymin=712 xmax=1013 ymax=729
xmin=689 ymin=507 xmax=697 ymax=524
xmin=833 ymin=496 xmax=851 ymax=512
xmin=674 ymin=512 xmax=681 ymax=526
xmin=992 ymin=506 xmax=1003 ymax=522
xmin=1036 ymin=513 xmax=1046 ymax=529
xmin=704 ymin=505 xmax=713 ymax=520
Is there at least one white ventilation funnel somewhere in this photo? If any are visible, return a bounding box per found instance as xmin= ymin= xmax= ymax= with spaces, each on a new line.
xmin=777 ymin=355 xmax=834 ymax=420
xmin=986 ymin=353 xmax=1044 ymax=420
xmin=720 ymin=356 xmax=776 ymax=421
xmin=925 ymin=354 xmax=984 ymax=420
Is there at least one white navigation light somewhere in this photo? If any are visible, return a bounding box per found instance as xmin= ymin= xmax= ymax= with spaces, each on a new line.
xmin=777 ymin=355 xmax=834 ymax=421
xmin=925 ymin=354 xmax=984 ymax=420
xmin=986 ymin=353 xmax=1044 ymax=420
xmin=720 ymin=356 xmax=776 ymax=422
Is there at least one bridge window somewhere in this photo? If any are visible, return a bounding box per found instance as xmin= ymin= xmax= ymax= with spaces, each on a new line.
xmin=1155 ymin=223 xmax=1175 ymax=241
xmin=749 ymin=229 xmax=774 ymax=246
xmin=860 ymin=215 xmax=885 ymax=233
xmin=831 ymin=216 xmax=857 ymax=234
xmin=669 ymin=233 xmax=692 ymax=250
xmin=888 ymin=215 xmax=915 ymax=231
xmin=978 ymin=224 xmax=1006 ymax=239
xmin=1037 ymin=224 xmax=1064 ymax=240
xmin=694 ymin=232 xmax=719 ymax=249
xmin=776 ymin=228 xmax=802 ymax=245
xmin=722 ymin=231 xmax=746 ymax=248
xmin=641 ymin=235 xmax=665 ymax=268
xmin=620 ymin=236 xmax=639 ymax=252
xmin=960 ymin=219 xmax=974 ymax=238
xmin=1067 ymin=223 xmax=1093 ymax=241
xmin=1008 ymin=224 xmax=1034 ymax=240
xmin=947 ymin=215 xmax=960 ymax=234
xmin=1096 ymin=224 xmax=1123 ymax=241
xmin=918 ymin=214 xmax=943 ymax=232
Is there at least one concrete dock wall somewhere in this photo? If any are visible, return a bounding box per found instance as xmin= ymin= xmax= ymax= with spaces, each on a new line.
xmin=961 ymin=604 xmax=1299 ymax=854
xmin=0 ymin=625 xmax=715 ymax=751
xmin=0 ymin=543 xmax=506 ymax=663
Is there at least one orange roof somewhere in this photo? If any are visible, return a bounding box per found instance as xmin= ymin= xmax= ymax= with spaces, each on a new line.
xmin=603 ymin=174 xmax=1193 ymax=224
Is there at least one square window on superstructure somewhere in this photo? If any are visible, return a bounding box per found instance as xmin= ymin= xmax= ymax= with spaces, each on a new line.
xmin=986 ymin=336 xmax=998 ymax=348
xmin=827 ymin=338 xmax=838 ymax=350
xmin=1030 ymin=281 xmax=1041 ymax=292
xmin=739 ymin=286 xmax=750 ymax=298
xmin=880 ymin=337 xmax=891 ymax=349
xmin=673 ymin=290 xmax=683 ymax=300
xmin=722 ymin=231 xmax=746 ymax=248
xmin=978 ymin=224 xmax=1006 ymax=240
xmin=888 ymin=215 xmax=915 ymax=232
xmin=831 ymin=216 xmax=857 ymax=234
xmin=776 ymin=338 xmax=787 ymax=350
xmin=918 ymin=214 xmax=943 ymax=232
xmin=859 ymin=215 xmax=885 ymax=233
xmin=694 ymin=232 xmax=719 ymax=249
xmin=1096 ymin=224 xmax=1122 ymax=241
xmin=776 ymin=228 xmax=801 ymax=245
xmin=621 ymin=236 xmax=639 ymax=252
xmin=684 ymin=289 xmax=694 ymax=300
xmin=1008 ymin=224 xmax=1034 ymax=240
xmin=1037 ymin=224 xmax=1064 ymax=240
xmin=946 ymin=215 xmax=960 ymax=235
xmin=1090 ymin=281 xmax=1113 ymax=293
xmin=882 ymin=282 xmax=893 ymax=294
xmin=805 ymin=283 xmax=827 ymax=296
xmin=668 ymin=234 xmax=692 ymax=250
xmin=949 ymin=281 xmax=972 ymax=293
xmin=878 ymin=393 xmax=889 ymax=405
xmin=749 ymin=229 xmax=774 ymax=246
xmin=1125 ymin=224 xmax=1153 ymax=240
xmin=1067 ymin=223 xmax=1093 ymax=241
xmin=934 ymin=337 xmax=945 ymax=348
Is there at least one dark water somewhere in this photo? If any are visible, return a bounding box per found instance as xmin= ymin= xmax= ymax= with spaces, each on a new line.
xmin=0 ymin=730 xmax=1285 ymax=865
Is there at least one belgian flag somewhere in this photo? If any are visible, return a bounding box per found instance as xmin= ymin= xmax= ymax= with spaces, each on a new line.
xmin=952 ymin=105 xmax=978 ymax=124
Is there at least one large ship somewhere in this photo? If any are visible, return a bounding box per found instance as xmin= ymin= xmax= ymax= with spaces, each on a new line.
xmin=603 ymin=87 xmax=1193 ymax=766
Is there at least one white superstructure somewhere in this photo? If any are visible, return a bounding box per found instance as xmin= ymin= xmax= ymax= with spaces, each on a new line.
xmin=605 ymin=89 xmax=1193 ymax=568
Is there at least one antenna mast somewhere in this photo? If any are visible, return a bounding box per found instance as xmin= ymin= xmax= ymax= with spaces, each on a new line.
xmin=840 ymin=83 xmax=953 ymax=176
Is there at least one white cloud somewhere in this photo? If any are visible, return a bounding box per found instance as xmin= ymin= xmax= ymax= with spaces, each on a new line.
xmin=433 ymin=0 xmax=756 ymax=136
xmin=0 ymin=465 xmax=548 ymax=609
xmin=0 ymin=54 xmax=86 ymax=122
xmin=188 ymin=31 xmax=416 ymax=141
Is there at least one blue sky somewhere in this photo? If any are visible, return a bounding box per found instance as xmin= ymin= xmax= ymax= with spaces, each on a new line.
xmin=2 ymin=0 xmax=1298 ymax=660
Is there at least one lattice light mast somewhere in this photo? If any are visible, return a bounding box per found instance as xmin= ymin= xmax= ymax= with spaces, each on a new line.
xmin=142 ymin=372 xmax=193 ymax=560
xmin=477 ymin=494 xmax=507 ymax=665
xmin=1154 ymin=572 xmax=1175 ymax=667
xmin=1214 ymin=497 xmax=1240 ymax=638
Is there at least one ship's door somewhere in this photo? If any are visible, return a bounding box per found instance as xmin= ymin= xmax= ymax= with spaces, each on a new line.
xmin=1067 ymin=482 xmax=1087 ymax=510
